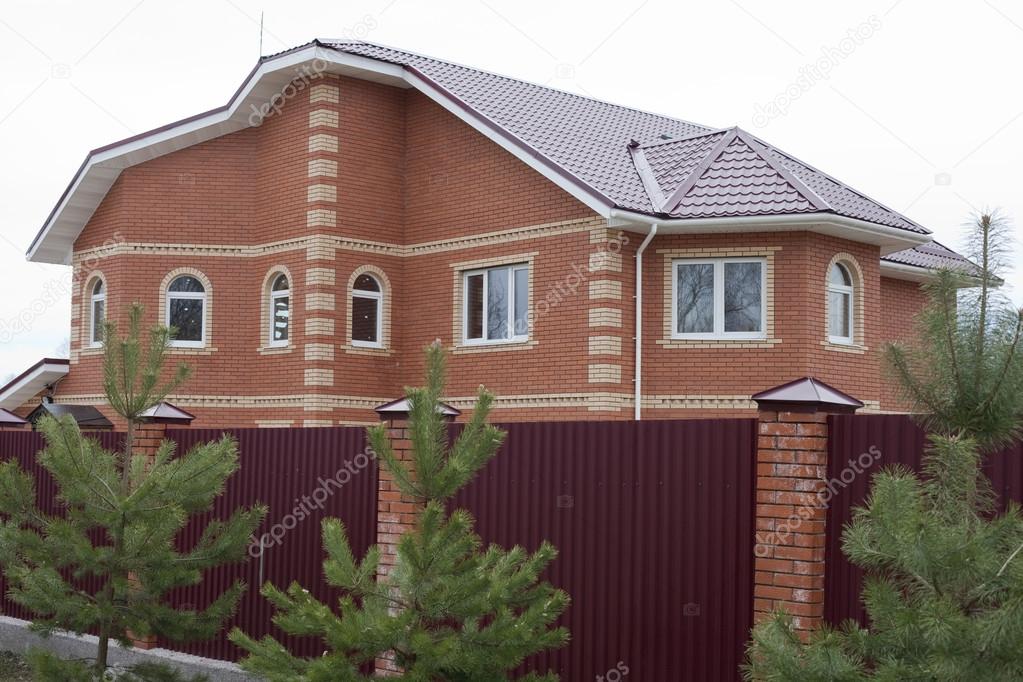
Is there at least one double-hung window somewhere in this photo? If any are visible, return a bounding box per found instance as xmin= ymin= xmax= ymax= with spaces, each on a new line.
xmin=672 ymin=258 xmax=766 ymax=339
xmin=463 ymin=264 xmax=529 ymax=344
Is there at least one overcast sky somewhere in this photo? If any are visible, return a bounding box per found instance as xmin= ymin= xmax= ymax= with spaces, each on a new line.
xmin=2 ymin=0 xmax=1021 ymax=380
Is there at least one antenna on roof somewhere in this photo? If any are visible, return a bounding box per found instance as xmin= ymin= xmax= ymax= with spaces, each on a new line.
xmin=258 ymin=11 xmax=264 ymax=58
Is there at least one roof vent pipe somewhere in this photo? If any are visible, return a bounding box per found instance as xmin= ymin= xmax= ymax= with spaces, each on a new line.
xmin=634 ymin=224 xmax=658 ymax=420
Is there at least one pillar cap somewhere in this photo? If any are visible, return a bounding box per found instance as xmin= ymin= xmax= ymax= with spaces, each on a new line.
xmin=138 ymin=401 xmax=195 ymax=424
xmin=751 ymin=377 xmax=863 ymax=414
xmin=374 ymin=397 xmax=461 ymax=420
xmin=0 ymin=407 xmax=28 ymax=427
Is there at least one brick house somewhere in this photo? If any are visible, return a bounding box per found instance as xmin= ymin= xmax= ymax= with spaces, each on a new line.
xmin=2 ymin=40 xmax=972 ymax=428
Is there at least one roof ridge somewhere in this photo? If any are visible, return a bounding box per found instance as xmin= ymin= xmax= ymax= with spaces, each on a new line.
xmin=636 ymin=127 xmax=731 ymax=149
xmin=659 ymin=128 xmax=740 ymax=212
xmin=320 ymin=39 xmax=716 ymax=132
xmin=744 ymin=131 xmax=930 ymax=234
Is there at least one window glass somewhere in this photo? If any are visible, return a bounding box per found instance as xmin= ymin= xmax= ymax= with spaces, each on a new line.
xmin=169 ymin=298 xmax=203 ymax=341
xmin=724 ymin=261 xmax=762 ymax=333
xmin=486 ymin=267 xmax=509 ymax=340
xmin=829 ymin=291 xmax=850 ymax=338
xmin=354 ymin=274 xmax=380 ymax=292
xmin=829 ymin=263 xmax=851 ymax=287
xmin=352 ymin=296 xmax=378 ymax=343
xmin=466 ymin=274 xmax=485 ymax=340
xmin=91 ymin=298 xmax=105 ymax=344
xmin=169 ymin=276 xmax=204 ymax=293
xmin=514 ymin=268 xmax=529 ymax=336
xmin=676 ymin=263 xmax=714 ymax=334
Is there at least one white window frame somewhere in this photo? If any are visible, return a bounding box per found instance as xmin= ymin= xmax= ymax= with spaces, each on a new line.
xmin=351 ymin=276 xmax=383 ymax=349
xmin=671 ymin=257 xmax=767 ymax=340
xmin=827 ymin=263 xmax=855 ymax=345
xmin=268 ymin=274 xmax=290 ymax=348
xmin=462 ymin=264 xmax=530 ymax=346
xmin=89 ymin=279 xmax=106 ymax=347
xmin=166 ymin=277 xmax=206 ymax=348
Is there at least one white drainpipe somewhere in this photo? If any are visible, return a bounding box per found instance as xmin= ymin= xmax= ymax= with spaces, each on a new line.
xmin=634 ymin=224 xmax=658 ymax=420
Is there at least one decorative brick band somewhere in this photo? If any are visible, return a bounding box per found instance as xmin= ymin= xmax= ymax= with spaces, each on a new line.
xmin=753 ymin=410 xmax=829 ymax=638
xmin=588 ymin=335 xmax=622 ymax=356
xmin=587 ymin=363 xmax=622 ymax=384
xmin=588 ymin=307 xmax=622 ymax=328
xmin=588 ymin=279 xmax=622 ymax=300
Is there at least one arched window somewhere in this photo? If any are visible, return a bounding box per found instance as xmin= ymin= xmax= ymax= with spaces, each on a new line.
xmin=351 ymin=273 xmax=382 ymax=347
xmin=269 ymin=273 xmax=290 ymax=346
xmin=827 ymin=262 xmax=854 ymax=344
xmin=166 ymin=275 xmax=206 ymax=347
xmin=89 ymin=278 xmax=106 ymax=346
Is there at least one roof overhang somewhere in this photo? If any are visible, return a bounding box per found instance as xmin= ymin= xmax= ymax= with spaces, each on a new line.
xmin=609 ymin=209 xmax=930 ymax=256
xmin=27 ymin=41 xmax=933 ymax=264
xmin=0 ymin=359 xmax=70 ymax=410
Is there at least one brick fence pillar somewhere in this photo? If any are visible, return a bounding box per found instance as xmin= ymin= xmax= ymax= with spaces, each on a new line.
xmin=750 ymin=378 xmax=862 ymax=639
xmin=374 ymin=416 xmax=422 ymax=677
xmin=128 ymin=403 xmax=194 ymax=651
xmin=753 ymin=410 xmax=829 ymax=636
xmin=371 ymin=398 xmax=460 ymax=676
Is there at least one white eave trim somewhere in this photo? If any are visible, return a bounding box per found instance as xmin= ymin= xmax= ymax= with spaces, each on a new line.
xmin=879 ymin=260 xmax=935 ymax=282
xmin=609 ymin=209 xmax=931 ymax=255
xmin=0 ymin=362 xmax=69 ymax=410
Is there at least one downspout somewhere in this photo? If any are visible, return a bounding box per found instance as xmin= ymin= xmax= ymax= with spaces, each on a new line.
xmin=634 ymin=224 xmax=658 ymax=420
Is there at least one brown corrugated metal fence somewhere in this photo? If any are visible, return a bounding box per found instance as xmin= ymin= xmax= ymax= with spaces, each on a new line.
xmin=824 ymin=414 xmax=1023 ymax=627
xmin=160 ymin=426 xmax=377 ymax=660
xmin=451 ymin=418 xmax=757 ymax=681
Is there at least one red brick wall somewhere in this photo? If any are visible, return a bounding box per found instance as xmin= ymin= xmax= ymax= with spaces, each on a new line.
xmin=877 ymin=276 xmax=928 ymax=411
xmin=44 ymin=71 xmax=930 ymax=428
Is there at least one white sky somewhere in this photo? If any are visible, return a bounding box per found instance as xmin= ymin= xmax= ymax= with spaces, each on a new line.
xmin=2 ymin=0 xmax=1021 ymax=381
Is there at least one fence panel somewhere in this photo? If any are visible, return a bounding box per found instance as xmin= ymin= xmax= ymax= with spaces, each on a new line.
xmin=450 ymin=418 xmax=757 ymax=682
xmin=160 ymin=426 xmax=377 ymax=661
xmin=824 ymin=414 xmax=1023 ymax=627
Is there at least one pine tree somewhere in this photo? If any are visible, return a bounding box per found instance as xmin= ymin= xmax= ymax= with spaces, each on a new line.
xmin=0 ymin=304 xmax=266 ymax=679
xmin=744 ymin=213 xmax=1023 ymax=681
xmin=229 ymin=343 xmax=570 ymax=681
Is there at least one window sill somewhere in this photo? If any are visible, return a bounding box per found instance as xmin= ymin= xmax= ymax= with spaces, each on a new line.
xmin=257 ymin=345 xmax=293 ymax=355
xmin=657 ymin=338 xmax=781 ymax=349
xmin=167 ymin=346 xmax=218 ymax=356
xmin=342 ymin=344 xmax=393 ymax=357
xmin=452 ymin=339 xmax=538 ymax=355
xmin=79 ymin=346 xmax=104 ymax=357
xmin=821 ymin=340 xmax=867 ymax=354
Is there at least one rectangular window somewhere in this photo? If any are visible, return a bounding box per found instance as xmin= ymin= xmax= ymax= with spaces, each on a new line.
xmin=463 ymin=264 xmax=529 ymax=344
xmin=672 ymin=258 xmax=765 ymax=339
xmin=271 ymin=296 xmax=289 ymax=343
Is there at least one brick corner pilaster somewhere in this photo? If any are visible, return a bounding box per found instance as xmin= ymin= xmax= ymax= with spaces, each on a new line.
xmin=753 ymin=408 xmax=830 ymax=638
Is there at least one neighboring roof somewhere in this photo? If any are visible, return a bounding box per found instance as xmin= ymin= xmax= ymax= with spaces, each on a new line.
xmin=0 ymin=408 xmax=29 ymax=427
xmin=882 ymin=241 xmax=977 ymax=272
xmin=28 ymin=401 xmax=114 ymax=429
xmin=28 ymin=39 xmax=941 ymax=265
xmin=375 ymin=397 xmax=461 ymax=418
xmin=139 ymin=401 xmax=196 ymax=424
xmin=0 ymin=358 xmax=69 ymax=411
xmin=752 ymin=377 xmax=864 ymax=413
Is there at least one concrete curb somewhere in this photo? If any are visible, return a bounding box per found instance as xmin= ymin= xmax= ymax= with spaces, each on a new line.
xmin=0 ymin=616 xmax=259 ymax=681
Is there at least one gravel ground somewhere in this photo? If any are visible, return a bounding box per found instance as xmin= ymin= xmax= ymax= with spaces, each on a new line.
xmin=0 ymin=651 xmax=32 ymax=681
